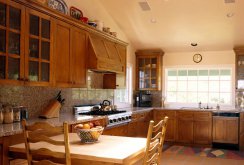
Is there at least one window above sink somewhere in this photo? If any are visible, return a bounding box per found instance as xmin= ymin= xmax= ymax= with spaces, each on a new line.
xmin=164 ymin=66 xmax=234 ymax=108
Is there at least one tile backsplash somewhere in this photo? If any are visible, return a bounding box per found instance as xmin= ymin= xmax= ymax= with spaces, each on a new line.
xmin=0 ymin=85 xmax=115 ymax=118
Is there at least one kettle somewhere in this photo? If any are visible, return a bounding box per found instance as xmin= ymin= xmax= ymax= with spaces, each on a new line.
xmin=100 ymin=100 xmax=111 ymax=110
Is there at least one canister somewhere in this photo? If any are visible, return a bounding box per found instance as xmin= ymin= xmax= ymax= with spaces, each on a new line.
xmin=3 ymin=105 xmax=13 ymax=124
xmin=13 ymin=107 xmax=21 ymax=122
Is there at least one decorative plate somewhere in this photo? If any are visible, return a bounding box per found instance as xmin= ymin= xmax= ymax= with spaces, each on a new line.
xmin=70 ymin=6 xmax=83 ymax=20
xmin=48 ymin=0 xmax=68 ymax=14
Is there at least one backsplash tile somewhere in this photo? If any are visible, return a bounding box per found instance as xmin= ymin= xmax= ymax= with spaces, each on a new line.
xmin=0 ymin=85 xmax=115 ymax=118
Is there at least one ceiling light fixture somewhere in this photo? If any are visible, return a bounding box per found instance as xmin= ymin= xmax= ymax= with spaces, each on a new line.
xmin=191 ymin=43 xmax=198 ymax=47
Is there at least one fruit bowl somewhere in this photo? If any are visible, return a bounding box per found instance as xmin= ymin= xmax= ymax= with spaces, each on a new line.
xmin=75 ymin=126 xmax=104 ymax=143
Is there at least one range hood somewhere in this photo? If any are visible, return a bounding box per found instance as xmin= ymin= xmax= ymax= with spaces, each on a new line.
xmin=87 ymin=34 xmax=126 ymax=73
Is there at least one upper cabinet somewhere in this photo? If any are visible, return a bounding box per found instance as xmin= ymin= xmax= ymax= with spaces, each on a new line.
xmin=0 ymin=0 xmax=54 ymax=86
xmin=25 ymin=9 xmax=54 ymax=86
xmin=135 ymin=49 xmax=164 ymax=91
xmin=0 ymin=0 xmax=25 ymax=85
xmin=54 ymin=20 xmax=87 ymax=88
xmin=235 ymin=47 xmax=244 ymax=90
xmin=0 ymin=0 xmax=127 ymax=87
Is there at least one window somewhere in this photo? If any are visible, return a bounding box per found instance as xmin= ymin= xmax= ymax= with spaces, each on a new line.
xmin=165 ymin=67 xmax=233 ymax=105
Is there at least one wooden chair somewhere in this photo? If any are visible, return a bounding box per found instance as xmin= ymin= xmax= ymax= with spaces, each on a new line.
xmin=143 ymin=116 xmax=168 ymax=165
xmin=21 ymin=119 xmax=71 ymax=165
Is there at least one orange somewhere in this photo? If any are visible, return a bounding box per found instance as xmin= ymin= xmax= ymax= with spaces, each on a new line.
xmin=83 ymin=123 xmax=90 ymax=129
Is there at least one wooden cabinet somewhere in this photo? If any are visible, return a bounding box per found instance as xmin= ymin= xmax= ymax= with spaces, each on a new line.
xmin=240 ymin=113 xmax=244 ymax=150
xmin=193 ymin=112 xmax=212 ymax=145
xmin=153 ymin=110 xmax=176 ymax=142
xmin=135 ymin=49 xmax=164 ymax=91
xmin=25 ymin=8 xmax=54 ymax=86
xmin=54 ymin=20 xmax=87 ymax=87
xmin=128 ymin=111 xmax=152 ymax=137
xmin=0 ymin=0 xmax=25 ymax=85
xmin=176 ymin=111 xmax=194 ymax=143
xmin=234 ymin=47 xmax=244 ymax=90
xmin=103 ymin=124 xmax=128 ymax=136
xmin=213 ymin=116 xmax=239 ymax=144
xmin=0 ymin=0 xmax=54 ymax=86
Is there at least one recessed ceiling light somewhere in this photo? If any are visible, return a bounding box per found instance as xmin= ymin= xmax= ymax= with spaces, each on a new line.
xmin=226 ymin=12 xmax=234 ymax=18
xmin=191 ymin=43 xmax=198 ymax=47
xmin=150 ymin=18 xmax=157 ymax=23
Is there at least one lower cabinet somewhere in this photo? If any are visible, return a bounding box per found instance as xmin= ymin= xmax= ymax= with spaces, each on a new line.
xmin=176 ymin=111 xmax=194 ymax=143
xmin=103 ymin=124 xmax=128 ymax=136
xmin=153 ymin=110 xmax=176 ymax=142
xmin=193 ymin=112 xmax=212 ymax=144
xmin=154 ymin=110 xmax=212 ymax=145
xmin=213 ymin=116 xmax=239 ymax=144
xmin=240 ymin=113 xmax=244 ymax=150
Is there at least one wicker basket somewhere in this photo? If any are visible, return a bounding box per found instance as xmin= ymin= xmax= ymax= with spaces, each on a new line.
xmin=75 ymin=127 xmax=104 ymax=143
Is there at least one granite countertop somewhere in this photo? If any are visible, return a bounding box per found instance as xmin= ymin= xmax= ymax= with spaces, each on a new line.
xmin=0 ymin=113 xmax=106 ymax=137
xmin=1 ymin=107 xmax=243 ymax=137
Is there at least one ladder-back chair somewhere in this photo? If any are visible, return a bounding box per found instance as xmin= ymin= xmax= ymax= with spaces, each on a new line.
xmin=21 ymin=119 xmax=71 ymax=165
xmin=143 ymin=116 xmax=168 ymax=165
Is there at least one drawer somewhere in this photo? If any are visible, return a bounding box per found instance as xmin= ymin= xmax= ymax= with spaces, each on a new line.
xmin=194 ymin=112 xmax=212 ymax=121
xmin=154 ymin=110 xmax=176 ymax=118
xmin=177 ymin=111 xmax=194 ymax=120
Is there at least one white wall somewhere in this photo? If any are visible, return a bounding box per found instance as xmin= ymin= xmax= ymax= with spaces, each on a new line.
xmin=164 ymin=50 xmax=235 ymax=66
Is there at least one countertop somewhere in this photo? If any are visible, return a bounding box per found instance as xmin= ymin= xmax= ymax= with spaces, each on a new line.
xmin=1 ymin=107 xmax=243 ymax=137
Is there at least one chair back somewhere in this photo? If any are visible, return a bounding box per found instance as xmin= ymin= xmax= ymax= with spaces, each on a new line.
xmin=21 ymin=119 xmax=71 ymax=165
xmin=143 ymin=116 xmax=168 ymax=165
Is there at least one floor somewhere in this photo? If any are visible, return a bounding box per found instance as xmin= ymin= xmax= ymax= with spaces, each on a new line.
xmin=161 ymin=152 xmax=244 ymax=165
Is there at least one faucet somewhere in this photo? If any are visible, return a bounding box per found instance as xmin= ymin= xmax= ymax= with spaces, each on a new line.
xmin=198 ymin=102 xmax=202 ymax=109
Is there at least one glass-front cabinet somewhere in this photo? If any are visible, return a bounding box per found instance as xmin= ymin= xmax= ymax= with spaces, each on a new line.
xmin=0 ymin=0 xmax=25 ymax=84
xmin=25 ymin=9 xmax=53 ymax=85
xmin=136 ymin=50 xmax=164 ymax=90
xmin=235 ymin=47 xmax=244 ymax=90
xmin=0 ymin=0 xmax=53 ymax=86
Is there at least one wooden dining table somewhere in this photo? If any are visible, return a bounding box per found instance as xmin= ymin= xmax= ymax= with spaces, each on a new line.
xmin=9 ymin=133 xmax=147 ymax=165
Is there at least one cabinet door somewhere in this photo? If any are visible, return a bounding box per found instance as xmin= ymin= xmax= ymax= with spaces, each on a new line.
xmin=225 ymin=119 xmax=238 ymax=144
xmin=25 ymin=9 xmax=53 ymax=86
xmin=176 ymin=111 xmax=194 ymax=143
xmin=71 ymin=28 xmax=87 ymax=87
xmin=154 ymin=110 xmax=176 ymax=141
xmin=0 ymin=0 xmax=25 ymax=85
xmin=103 ymin=124 xmax=128 ymax=136
xmin=136 ymin=54 xmax=162 ymax=91
xmin=213 ymin=117 xmax=226 ymax=143
xmin=193 ymin=112 xmax=212 ymax=144
xmin=240 ymin=113 xmax=244 ymax=150
xmin=54 ymin=20 xmax=72 ymax=87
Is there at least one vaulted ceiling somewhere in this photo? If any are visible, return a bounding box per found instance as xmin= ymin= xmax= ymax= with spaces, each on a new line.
xmin=100 ymin=0 xmax=244 ymax=52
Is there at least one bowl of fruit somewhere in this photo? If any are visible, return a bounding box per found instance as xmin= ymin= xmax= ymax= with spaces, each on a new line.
xmin=74 ymin=122 xmax=104 ymax=143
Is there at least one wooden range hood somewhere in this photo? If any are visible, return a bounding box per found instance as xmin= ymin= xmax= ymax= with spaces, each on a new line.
xmin=87 ymin=34 xmax=127 ymax=73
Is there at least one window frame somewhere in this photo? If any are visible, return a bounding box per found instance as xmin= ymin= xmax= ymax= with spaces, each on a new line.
xmin=163 ymin=65 xmax=235 ymax=108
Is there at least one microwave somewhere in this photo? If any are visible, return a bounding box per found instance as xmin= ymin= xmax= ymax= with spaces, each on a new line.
xmin=135 ymin=91 xmax=152 ymax=107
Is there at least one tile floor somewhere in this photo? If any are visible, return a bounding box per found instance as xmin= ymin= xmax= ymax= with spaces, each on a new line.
xmin=161 ymin=152 xmax=244 ymax=165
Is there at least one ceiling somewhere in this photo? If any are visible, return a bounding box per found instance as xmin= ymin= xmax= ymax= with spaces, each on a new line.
xmin=100 ymin=0 xmax=244 ymax=52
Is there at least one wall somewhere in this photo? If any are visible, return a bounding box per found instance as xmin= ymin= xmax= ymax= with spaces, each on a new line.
xmin=164 ymin=50 xmax=235 ymax=66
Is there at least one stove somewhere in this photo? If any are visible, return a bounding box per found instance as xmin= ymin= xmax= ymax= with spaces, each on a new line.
xmin=73 ymin=105 xmax=132 ymax=127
